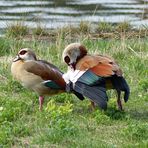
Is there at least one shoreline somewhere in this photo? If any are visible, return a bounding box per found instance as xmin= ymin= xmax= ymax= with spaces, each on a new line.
xmin=0 ymin=21 xmax=147 ymax=41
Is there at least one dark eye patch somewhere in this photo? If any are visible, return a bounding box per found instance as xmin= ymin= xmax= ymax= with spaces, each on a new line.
xmin=19 ymin=50 xmax=27 ymax=55
xmin=64 ymin=56 xmax=70 ymax=64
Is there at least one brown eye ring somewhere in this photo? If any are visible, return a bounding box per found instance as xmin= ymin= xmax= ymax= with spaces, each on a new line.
xmin=64 ymin=56 xmax=70 ymax=64
xmin=19 ymin=50 xmax=27 ymax=55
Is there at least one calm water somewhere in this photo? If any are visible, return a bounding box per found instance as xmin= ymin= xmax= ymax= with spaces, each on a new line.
xmin=0 ymin=0 xmax=147 ymax=31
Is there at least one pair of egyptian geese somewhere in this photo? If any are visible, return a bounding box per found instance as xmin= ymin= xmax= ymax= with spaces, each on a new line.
xmin=11 ymin=43 xmax=130 ymax=111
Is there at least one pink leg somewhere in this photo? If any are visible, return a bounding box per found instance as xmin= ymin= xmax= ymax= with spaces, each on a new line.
xmin=39 ymin=96 xmax=44 ymax=111
xmin=117 ymin=91 xmax=123 ymax=111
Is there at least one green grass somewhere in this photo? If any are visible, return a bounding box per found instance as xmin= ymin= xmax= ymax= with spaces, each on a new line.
xmin=97 ymin=21 xmax=113 ymax=33
xmin=5 ymin=22 xmax=29 ymax=38
xmin=5 ymin=21 xmax=148 ymax=40
xmin=32 ymin=25 xmax=48 ymax=36
xmin=0 ymin=26 xmax=148 ymax=147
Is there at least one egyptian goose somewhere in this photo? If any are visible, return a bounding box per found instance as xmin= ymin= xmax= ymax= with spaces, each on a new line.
xmin=11 ymin=48 xmax=84 ymax=110
xmin=62 ymin=43 xmax=130 ymax=110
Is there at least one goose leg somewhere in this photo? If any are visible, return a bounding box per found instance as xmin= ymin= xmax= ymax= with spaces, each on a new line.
xmin=90 ymin=101 xmax=96 ymax=110
xmin=39 ymin=96 xmax=44 ymax=111
xmin=117 ymin=90 xmax=123 ymax=111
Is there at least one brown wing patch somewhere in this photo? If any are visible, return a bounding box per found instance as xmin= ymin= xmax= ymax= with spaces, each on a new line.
xmin=24 ymin=61 xmax=66 ymax=88
xmin=76 ymin=55 xmax=122 ymax=77
xmin=96 ymin=54 xmax=123 ymax=76
xmin=90 ymin=63 xmax=114 ymax=77
xmin=38 ymin=60 xmax=61 ymax=71
xmin=24 ymin=61 xmax=51 ymax=80
xmin=76 ymin=55 xmax=98 ymax=70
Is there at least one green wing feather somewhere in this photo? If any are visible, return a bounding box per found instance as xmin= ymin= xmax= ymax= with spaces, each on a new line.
xmin=77 ymin=70 xmax=104 ymax=86
xmin=43 ymin=80 xmax=62 ymax=89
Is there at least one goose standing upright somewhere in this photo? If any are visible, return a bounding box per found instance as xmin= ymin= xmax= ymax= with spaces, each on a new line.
xmin=11 ymin=48 xmax=84 ymax=110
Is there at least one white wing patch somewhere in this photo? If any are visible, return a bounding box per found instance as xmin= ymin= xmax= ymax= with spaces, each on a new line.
xmin=63 ymin=69 xmax=86 ymax=84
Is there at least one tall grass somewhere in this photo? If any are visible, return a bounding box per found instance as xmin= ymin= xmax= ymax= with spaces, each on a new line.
xmin=5 ymin=22 xmax=29 ymax=38
xmin=0 ymin=23 xmax=147 ymax=147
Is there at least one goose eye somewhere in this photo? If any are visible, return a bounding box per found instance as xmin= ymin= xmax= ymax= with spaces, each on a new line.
xmin=64 ymin=56 xmax=70 ymax=64
xmin=19 ymin=50 xmax=27 ymax=55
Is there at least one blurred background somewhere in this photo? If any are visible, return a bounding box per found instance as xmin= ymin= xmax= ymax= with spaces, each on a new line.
xmin=0 ymin=0 xmax=147 ymax=32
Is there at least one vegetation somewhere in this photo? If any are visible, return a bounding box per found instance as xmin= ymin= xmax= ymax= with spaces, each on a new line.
xmin=4 ymin=21 xmax=148 ymax=40
xmin=32 ymin=25 xmax=48 ymax=36
xmin=5 ymin=22 xmax=29 ymax=38
xmin=0 ymin=22 xmax=147 ymax=147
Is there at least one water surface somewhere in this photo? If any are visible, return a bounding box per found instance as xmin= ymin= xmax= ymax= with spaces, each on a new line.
xmin=0 ymin=0 xmax=147 ymax=31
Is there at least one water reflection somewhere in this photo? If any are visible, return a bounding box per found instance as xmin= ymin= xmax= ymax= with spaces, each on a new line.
xmin=0 ymin=0 xmax=147 ymax=31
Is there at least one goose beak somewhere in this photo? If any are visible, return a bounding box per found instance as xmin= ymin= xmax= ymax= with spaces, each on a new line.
xmin=70 ymin=63 xmax=76 ymax=70
xmin=13 ymin=55 xmax=21 ymax=62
